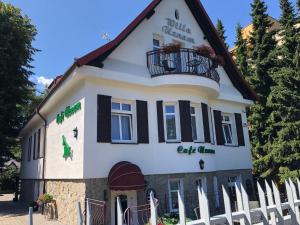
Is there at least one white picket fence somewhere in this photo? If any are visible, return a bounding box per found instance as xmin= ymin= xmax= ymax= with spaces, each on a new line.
xmin=116 ymin=178 xmax=300 ymax=225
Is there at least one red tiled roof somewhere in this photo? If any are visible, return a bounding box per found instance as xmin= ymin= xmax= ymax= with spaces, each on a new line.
xmin=75 ymin=0 xmax=258 ymax=101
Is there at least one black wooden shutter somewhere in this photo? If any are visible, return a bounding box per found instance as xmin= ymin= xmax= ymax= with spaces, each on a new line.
xmin=235 ymin=113 xmax=245 ymax=146
xmin=179 ymin=100 xmax=193 ymax=142
xmin=33 ymin=132 xmax=36 ymax=160
xmin=156 ymin=101 xmax=165 ymax=142
xmin=213 ymin=110 xmax=225 ymax=145
xmin=97 ymin=95 xmax=112 ymax=143
xmin=136 ymin=100 xmax=149 ymax=143
xmin=201 ymin=103 xmax=211 ymax=143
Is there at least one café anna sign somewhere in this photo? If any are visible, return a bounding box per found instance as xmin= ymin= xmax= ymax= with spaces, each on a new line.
xmin=56 ymin=101 xmax=81 ymax=124
xmin=162 ymin=18 xmax=195 ymax=43
xmin=177 ymin=145 xmax=215 ymax=155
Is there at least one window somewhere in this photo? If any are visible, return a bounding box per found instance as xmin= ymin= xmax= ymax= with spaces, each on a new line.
xmin=37 ymin=128 xmax=43 ymax=158
xmin=175 ymin=9 xmax=179 ymax=20
xmin=153 ymin=38 xmax=161 ymax=65
xmin=191 ymin=106 xmax=197 ymax=140
xmin=111 ymin=101 xmax=133 ymax=142
xmin=228 ymin=176 xmax=239 ymax=209
xmin=190 ymin=105 xmax=204 ymax=142
xmin=222 ymin=113 xmax=235 ymax=145
xmin=164 ymin=104 xmax=179 ymax=141
xmin=168 ymin=179 xmax=183 ymax=212
xmin=208 ymin=107 xmax=215 ymax=144
xmin=27 ymin=136 xmax=32 ymax=161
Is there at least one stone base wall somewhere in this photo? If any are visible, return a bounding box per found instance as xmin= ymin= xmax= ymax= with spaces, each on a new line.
xmin=46 ymin=180 xmax=86 ymax=225
xmin=20 ymin=170 xmax=253 ymax=225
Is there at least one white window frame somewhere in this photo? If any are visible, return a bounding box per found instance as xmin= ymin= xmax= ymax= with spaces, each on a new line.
xmin=221 ymin=113 xmax=237 ymax=146
xmin=111 ymin=100 xmax=135 ymax=143
xmin=168 ymin=178 xmax=184 ymax=212
xmin=208 ymin=106 xmax=215 ymax=144
xmin=163 ymin=103 xmax=180 ymax=142
xmin=190 ymin=104 xmax=204 ymax=142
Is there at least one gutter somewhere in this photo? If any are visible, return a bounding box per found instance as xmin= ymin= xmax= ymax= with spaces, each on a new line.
xmin=36 ymin=109 xmax=47 ymax=193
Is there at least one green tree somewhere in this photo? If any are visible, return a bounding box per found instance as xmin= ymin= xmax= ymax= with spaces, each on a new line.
xmin=263 ymin=0 xmax=300 ymax=183
xmin=216 ymin=19 xmax=229 ymax=48
xmin=0 ymin=2 xmax=38 ymax=166
xmin=247 ymin=0 xmax=277 ymax=180
xmin=234 ymin=23 xmax=250 ymax=77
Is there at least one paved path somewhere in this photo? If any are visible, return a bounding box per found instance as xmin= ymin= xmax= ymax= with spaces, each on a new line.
xmin=0 ymin=194 xmax=66 ymax=225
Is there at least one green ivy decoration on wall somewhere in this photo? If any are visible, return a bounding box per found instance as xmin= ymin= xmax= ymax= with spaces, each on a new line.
xmin=62 ymin=135 xmax=71 ymax=159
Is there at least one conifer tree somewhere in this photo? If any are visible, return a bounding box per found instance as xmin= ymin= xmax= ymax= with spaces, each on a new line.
xmin=264 ymin=0 xmax=300 ymax=183
xmin=247 ymin=0 xmax=276 ymax=180
xmin=278 ymin=0 xmax=297 ymax=66
xmin=234 ymin=23 xmax=250 ymax=77
xmin=216 ymin=19 xmax=229 ymax=48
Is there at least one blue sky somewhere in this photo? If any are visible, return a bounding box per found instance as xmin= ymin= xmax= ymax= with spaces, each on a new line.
xmin=4 ymin=0 xmax=298 ymax=91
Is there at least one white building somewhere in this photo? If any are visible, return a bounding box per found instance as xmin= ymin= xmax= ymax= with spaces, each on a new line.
xmin=19 ymin=0 xmax=258 ymax=224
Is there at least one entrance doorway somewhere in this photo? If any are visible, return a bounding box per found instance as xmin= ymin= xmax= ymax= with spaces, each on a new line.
xmin=111 ymin=190 xmax=137 ymax=225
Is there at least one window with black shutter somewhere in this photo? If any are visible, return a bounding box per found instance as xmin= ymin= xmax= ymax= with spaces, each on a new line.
xmin=201 ymin=103 xmax=211 ymax=143
xmin=213 ymin=110 xmax=225 ymax=145
xmin=179 ymin=100 xmax=193 ymax=142
xmin=234 ymin=113 xmax=245 ymax=146
xmin=156 ymin=101 xmax=165 ymax=142
xmin=97 ymin=95 xmax=112 ymax=143
xmin=136 ymin=100 xmax=149 ymax=143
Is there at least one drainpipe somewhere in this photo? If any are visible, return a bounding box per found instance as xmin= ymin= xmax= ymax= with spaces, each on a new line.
xmin=36 ymin=109 xmax=47 ymax=193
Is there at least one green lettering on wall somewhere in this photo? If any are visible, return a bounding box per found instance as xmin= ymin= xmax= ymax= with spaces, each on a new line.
xmin=56 ymin=102 xmax=81 ymax=124
xmin=177 ymin=145 xmax=215 ymax=155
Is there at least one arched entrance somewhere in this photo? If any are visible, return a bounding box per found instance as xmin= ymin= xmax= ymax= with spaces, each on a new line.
xmin=108 ymin=161 xmax=145 ymax=225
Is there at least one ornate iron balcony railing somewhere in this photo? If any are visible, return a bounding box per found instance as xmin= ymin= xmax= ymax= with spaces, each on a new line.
xmin=146 ymin=48 xmax=220 ymax=83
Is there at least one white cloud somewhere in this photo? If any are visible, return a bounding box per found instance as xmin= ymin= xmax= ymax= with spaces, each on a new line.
xmin=36 ymin=76 xmax=53 ymax=87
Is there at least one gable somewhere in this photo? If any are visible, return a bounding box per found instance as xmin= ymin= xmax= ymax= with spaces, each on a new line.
xmin=76 ymin=0 xmax=258 ymax=101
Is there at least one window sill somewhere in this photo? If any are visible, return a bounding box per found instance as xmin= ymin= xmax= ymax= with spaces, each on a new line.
xmin=165 ymin=140 xmax=181 ymax=144
xmin=224 ymin=144 xmax=239 ymax=147
xmin=111 ymin=141 xmax=138 ymax=145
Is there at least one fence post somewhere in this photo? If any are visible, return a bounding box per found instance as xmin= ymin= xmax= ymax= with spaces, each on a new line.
xmin=257 ymin=182 xmax=268 ymax=225
xmin=86 ymin=198 xmax=92 ymax=225
xmin=285 ymin=180 xmax=298 ymax=225
xmin=76 ymin=202 xmax=83 ymax=225
xmin=289 ymin=179 xmax=300 ymax=224
xmin=117 ymin=197 xmax=123 ymax=225
xmin=272 ymin=181 xmax=284 ymax=225
xmin=241 ymin=182 xmax=252 ymax=225
xmin=235 ymin=182 xmax=245 ymax=225
xmin=197 ymin=185 xmax=210 ymax=225
xmin=178 ymin=191 xmax=186 ymax=225
xmin=265 ymin=181 xmax=276 ymax=225
xmin=222 ymin=185 xmax=233 ymax=225
xmin=28 ymin=207 xmax=33 ymax=225
xmin=150 ymin=191 xmax=157 ymax=225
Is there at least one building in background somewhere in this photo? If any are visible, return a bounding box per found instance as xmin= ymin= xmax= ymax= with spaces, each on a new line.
xmin=19 ymin=0 xmax=258 ymax=224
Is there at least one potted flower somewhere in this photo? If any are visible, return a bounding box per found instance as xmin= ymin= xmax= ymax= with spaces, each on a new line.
xmin=196 ymin=45 xmax=225 ymax=67
xmin=161 ymin=43 xmax=182 ymax=54
xmin=211 ymin=55 xmax=225 ymax=68
xmin=196 ymin=45 xmax=215 ymax=58
xmin=37 ymin=193 xmax=54 ymax=204
xmin=37 ymin=193 xmax=57 ymax=220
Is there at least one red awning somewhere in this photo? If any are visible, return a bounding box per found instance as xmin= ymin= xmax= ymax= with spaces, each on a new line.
xmin=108 ymin=161 xmax=145 ymax=191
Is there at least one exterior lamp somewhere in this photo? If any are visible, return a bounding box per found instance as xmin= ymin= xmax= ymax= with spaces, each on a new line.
xmin=73 ymin=127 xmax=78 ymax=138
xmin=199 ymin=159 xmax=205 ymax=170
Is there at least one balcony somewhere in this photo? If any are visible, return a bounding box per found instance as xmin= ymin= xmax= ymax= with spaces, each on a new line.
xmin=146 ymin=48 xmax=220 ymax=84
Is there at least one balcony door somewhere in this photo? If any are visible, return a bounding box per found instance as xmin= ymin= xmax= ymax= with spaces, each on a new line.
xmin=172 ymin=40 xmax=184 ymax=73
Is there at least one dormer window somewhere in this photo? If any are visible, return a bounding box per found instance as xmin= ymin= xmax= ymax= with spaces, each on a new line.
xmin=175 ymin=9 xmax=179 ymax=20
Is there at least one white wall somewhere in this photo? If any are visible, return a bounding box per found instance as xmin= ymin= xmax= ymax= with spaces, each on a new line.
xmin=83 ymin=79 xmax=252 ymax=179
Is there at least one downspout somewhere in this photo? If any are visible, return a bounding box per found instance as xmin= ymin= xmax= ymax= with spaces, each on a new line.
xmin=36 ymin=109 xmax=47 ymax=193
